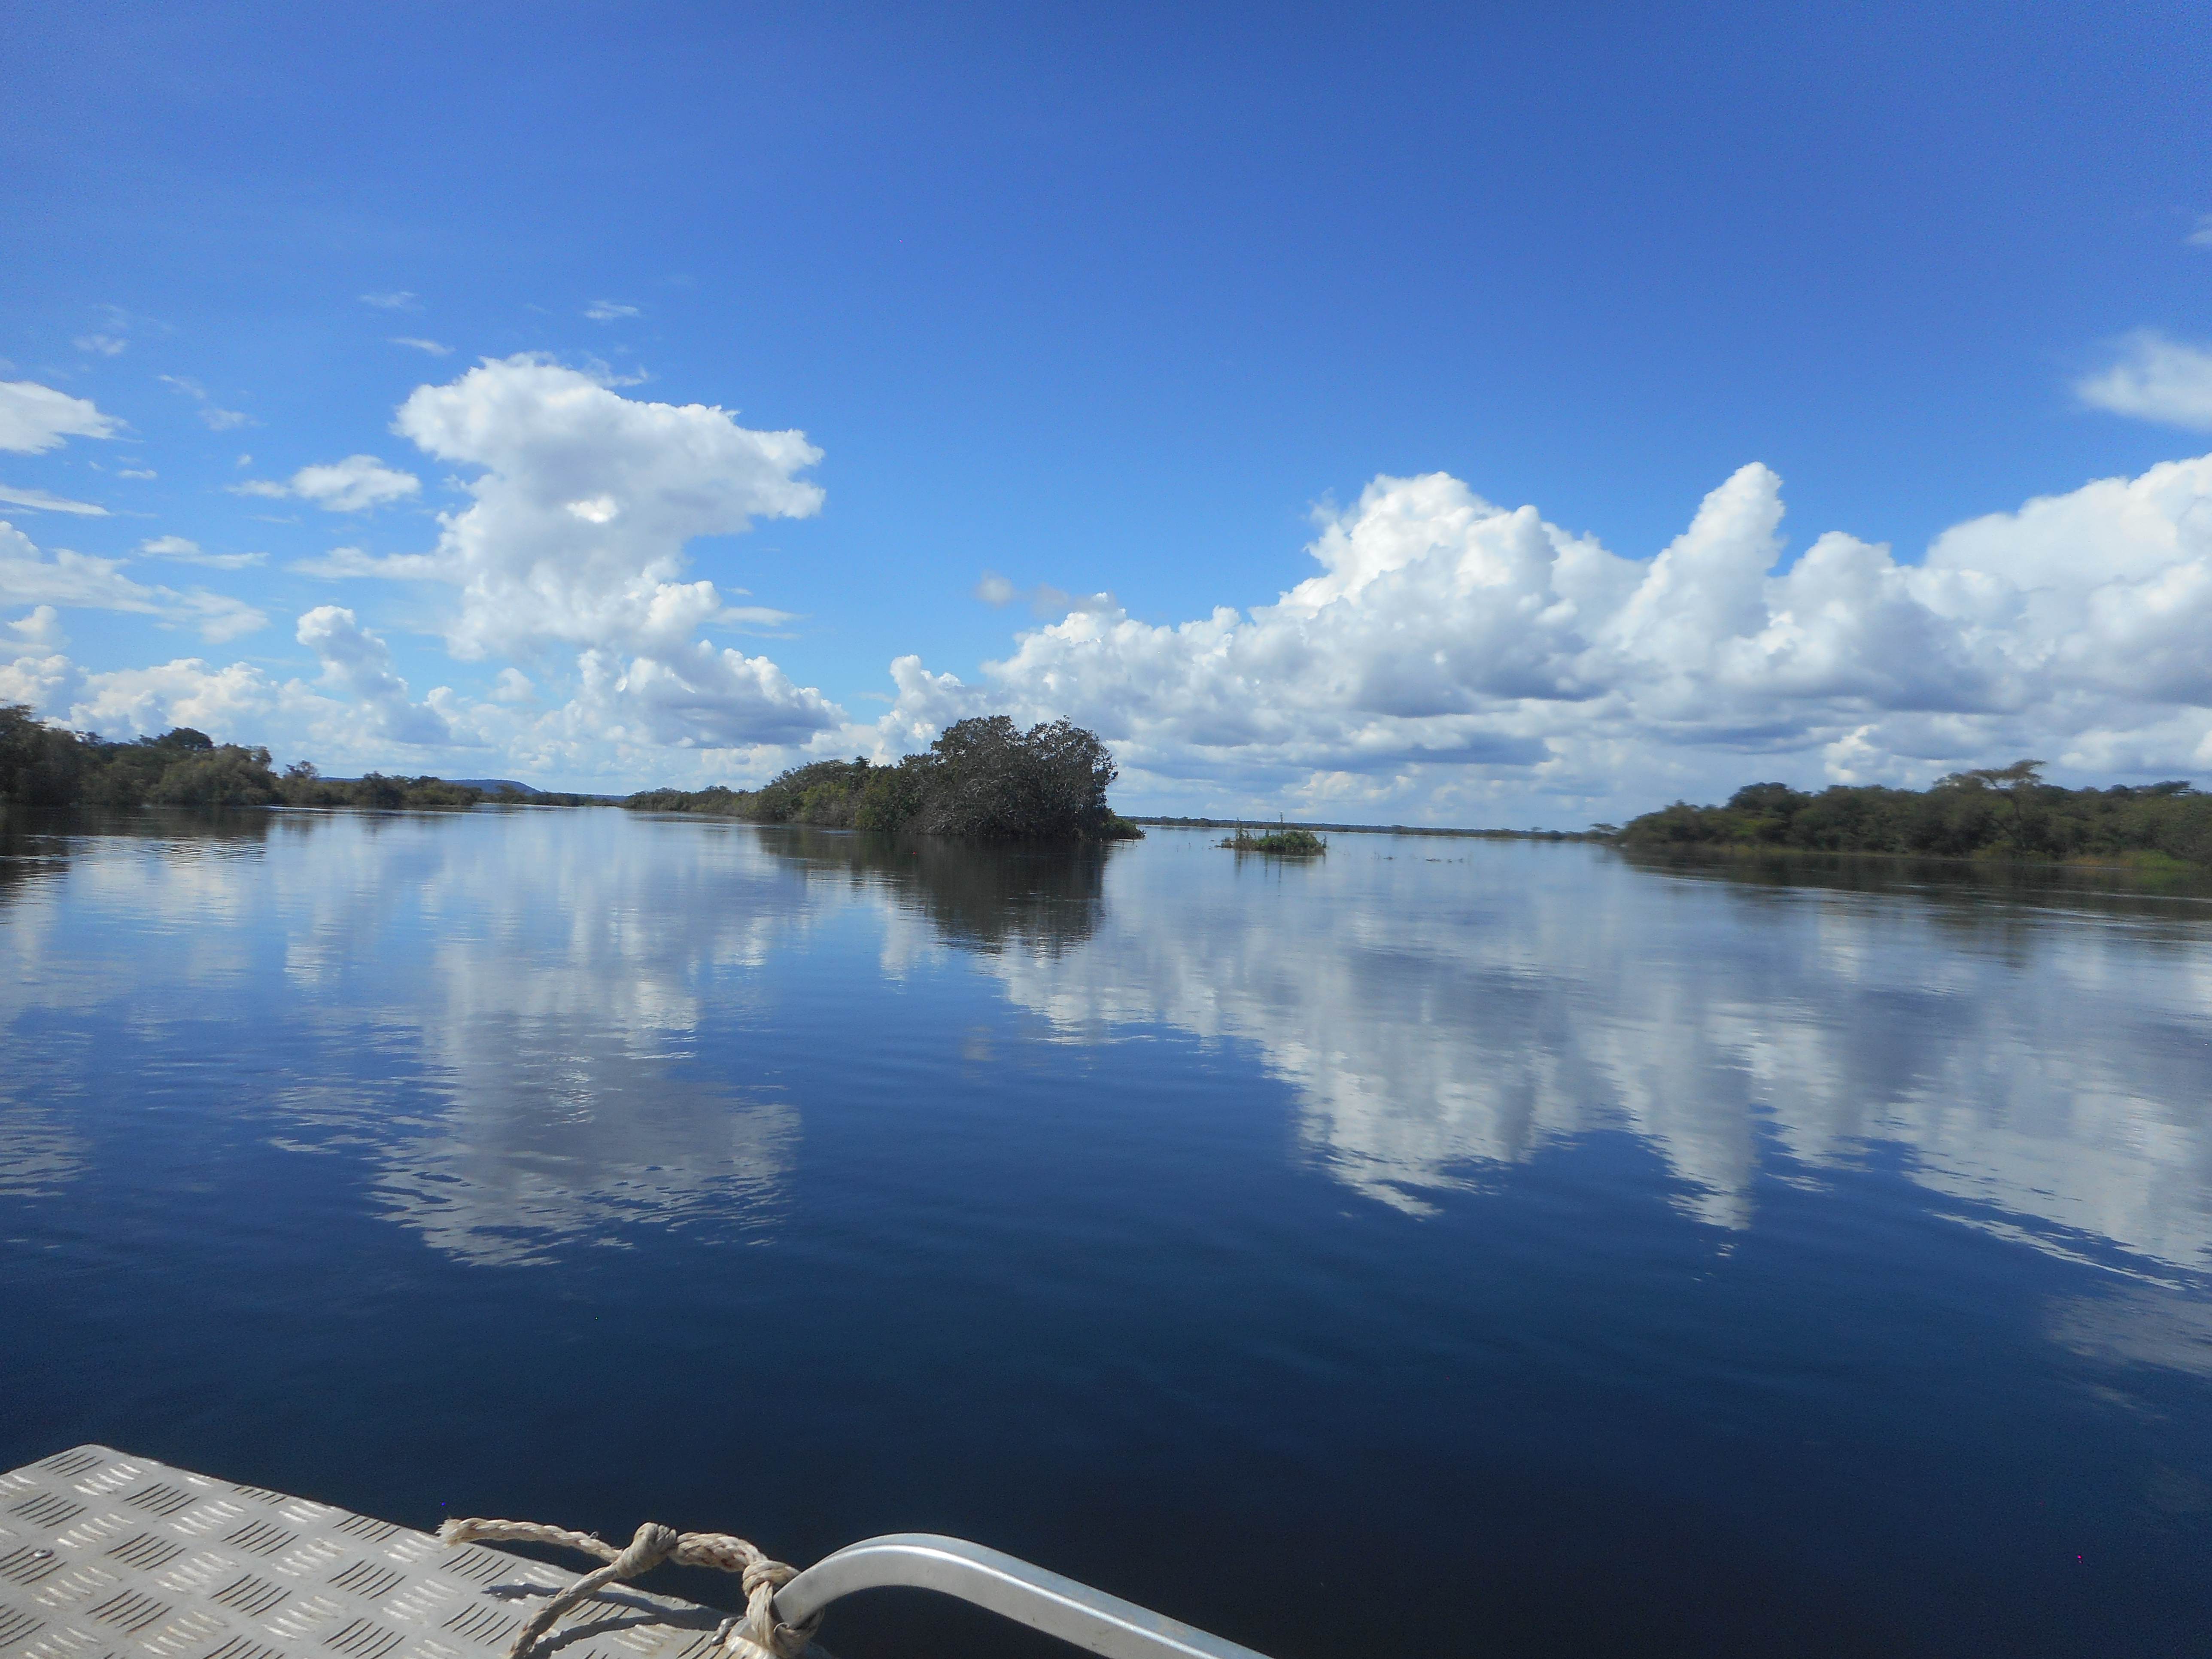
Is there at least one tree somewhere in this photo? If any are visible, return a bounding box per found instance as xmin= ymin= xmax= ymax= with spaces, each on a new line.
xmin=908 ymin=716 xmax=1119 ymax=841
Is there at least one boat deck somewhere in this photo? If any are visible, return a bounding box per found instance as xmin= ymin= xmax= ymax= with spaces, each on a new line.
xmin=0 ymin=1449 xmax=737 ymax=1659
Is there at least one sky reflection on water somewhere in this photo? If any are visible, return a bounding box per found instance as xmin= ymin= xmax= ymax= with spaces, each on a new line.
xmin=6 ymin=808 xmax=2212 ymax=1657
xmin=966 ymin=837 xmax=2212 ymax=1265
xmin=3 ymin=810 xmax=2210 ymax=1266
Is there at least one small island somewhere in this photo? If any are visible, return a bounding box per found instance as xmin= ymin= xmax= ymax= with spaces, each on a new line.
xmin=625 ymin=715 xmax=1144 ymax=842
xmin=1617 ymin=762 xmax=2211 ymax=868
xmin=1218 ymin=824 xmax=1326 ymax=856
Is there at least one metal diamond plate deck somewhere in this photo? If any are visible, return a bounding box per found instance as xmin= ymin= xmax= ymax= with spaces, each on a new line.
xmin=0 ymin=1449 xmax=732 ymax=1659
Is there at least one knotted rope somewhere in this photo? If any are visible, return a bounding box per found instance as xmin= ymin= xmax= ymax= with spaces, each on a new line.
xmin=435 ymin=1518 xmax=823 ymax=1659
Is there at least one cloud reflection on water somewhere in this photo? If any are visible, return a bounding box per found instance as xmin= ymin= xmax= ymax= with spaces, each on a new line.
xmin=935 ymin=839 xmax=2212 ymax=1269
xmin=0 ymin=808 xmax=814 ymax=1264
xmin=269 ymin=812 xmax=808 ymax=1264
xmin=4 ymin=811 xmax=2210 ymax=1278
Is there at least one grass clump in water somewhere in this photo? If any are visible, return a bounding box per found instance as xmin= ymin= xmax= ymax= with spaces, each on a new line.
xmin=1219 ymin=824 xmax=1327 ymax=855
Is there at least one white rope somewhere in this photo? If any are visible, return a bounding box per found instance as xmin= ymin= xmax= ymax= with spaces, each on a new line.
xmin=436 ymin=1517 xmax=823 ymax=1659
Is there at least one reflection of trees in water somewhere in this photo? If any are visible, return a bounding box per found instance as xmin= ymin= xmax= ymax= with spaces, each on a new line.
xmin=0 ymin=804 xmax=282 ymax=912
xmin=755 ymin=825 xmax=1117 ymax=954
xmin=1621 ymin=845 xmax=2212 ymax=968
xmin=1623 ymin=844 xmax=2212 ymax=910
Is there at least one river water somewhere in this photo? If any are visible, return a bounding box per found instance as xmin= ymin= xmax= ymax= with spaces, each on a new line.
xmin=4 ymin=808 xmax=2212 ymax=1656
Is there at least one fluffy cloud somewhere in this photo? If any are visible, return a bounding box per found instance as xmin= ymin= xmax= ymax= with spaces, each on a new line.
xmin=296 ymin=605 xmax=453 ymax=745
xmin=66 ymin=657 xmax=294 ymax=740
xmin=875 ymin=454 xmax=2212 ymax=818
xmin=235 ymin=453 xmax=420 ymax=511
xmin=6 ymin=605 xmax=65 ymax=648
xmin=2077 ymin=332 xmax=2212 ymax=431
xmin=0 ymin=626 xmax=453 ymax=769
xmin=0 ymin=381 xmax=121 ymax=453
xmin=377 ymin=354 xmax=839 ymax=748
xmin=0 ymin=648 xmax=77 ymax=711
xmin=0 ymin=362 xmax=841 ymax=775
xmin=0 ymin=519 xmax=266 ymax=642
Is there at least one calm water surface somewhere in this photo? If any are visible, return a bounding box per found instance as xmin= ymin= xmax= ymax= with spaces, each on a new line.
xmin=5 ymin=808 xmax=2212 ymax=1657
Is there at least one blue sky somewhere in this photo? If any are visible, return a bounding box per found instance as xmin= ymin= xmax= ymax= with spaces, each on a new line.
xmin=3 ymin=0 xmax=2209 ymax=822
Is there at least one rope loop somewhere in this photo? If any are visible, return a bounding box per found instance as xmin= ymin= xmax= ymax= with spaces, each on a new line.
xmin=436 ymin=1518 xmax=821 ymax=1659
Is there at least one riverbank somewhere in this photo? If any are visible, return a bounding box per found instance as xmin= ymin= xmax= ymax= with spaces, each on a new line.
xmin=1619 ymin=765 xmax=2211 ymax=869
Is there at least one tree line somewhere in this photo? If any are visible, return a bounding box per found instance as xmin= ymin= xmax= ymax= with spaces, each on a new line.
xmin=626 ymin=715 xmax=1142 ymax=842
xmin=1618 ymin=762 xmax=2212 ymax=866
xmin=1 ymin=704 xmax=1138 ymax=839
xmin=0 ymin=704 xmax=592 ymax=809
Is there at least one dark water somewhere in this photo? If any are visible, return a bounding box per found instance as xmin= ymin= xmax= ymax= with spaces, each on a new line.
xmin=6 ymin=809 xmax=2212 ymax=1658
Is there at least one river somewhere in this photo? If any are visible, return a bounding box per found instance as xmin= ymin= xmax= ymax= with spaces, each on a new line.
xmin=4 ymin=808 xmax=2211 ymax=1656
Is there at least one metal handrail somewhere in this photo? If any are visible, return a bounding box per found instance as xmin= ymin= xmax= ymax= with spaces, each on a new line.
xmin=771 ymin=1534 xmax=1274 ymax=1659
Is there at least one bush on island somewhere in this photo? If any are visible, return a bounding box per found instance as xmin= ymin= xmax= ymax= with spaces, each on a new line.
xmin=1218 ymin=825 xmax=1326 ymax=855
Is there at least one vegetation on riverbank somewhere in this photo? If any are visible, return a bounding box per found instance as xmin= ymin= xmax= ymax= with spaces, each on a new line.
xmin=1618 ymin=762 xmax=2212 ymax=866
xmin=627 ymin=716 xmax=1144 ymax=842
xmin=1219 ymin=824 xmax=1327 ymax=855
xmin=3 ymin=707 xmax=286 ymax=807
xmin=0 ymin=704 xmax=597 ymax=810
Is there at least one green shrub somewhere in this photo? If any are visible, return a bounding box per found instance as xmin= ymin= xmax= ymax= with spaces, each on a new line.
xmin=1219 ymin=825 xmax=1326 ymax=855
xmin=1 ymin=705 xmax=285 ymax=808
xmin=146 ymin=747 xmax=281 ymax=806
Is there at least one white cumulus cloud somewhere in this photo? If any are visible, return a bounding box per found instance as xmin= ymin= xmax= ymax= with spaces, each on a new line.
xmin=296 ymin=605 xmax=453 ymax=746
xmin=380 ymin=354 xmax=838 ymax=748
xmin=0 ymin=381 xmax=122 ymax=453
xmin=6 ymin=605 xmax=66 ymax=648
xmin=873 ymin=453 xmax=2212 ymax=821
xmin=66 ymin=657 xmax=292 ymax=741
xmin=2076 ymin=332 xmax=2212 ymax=431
